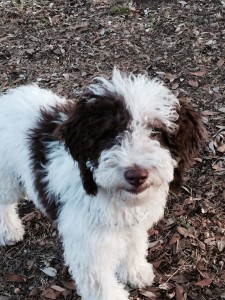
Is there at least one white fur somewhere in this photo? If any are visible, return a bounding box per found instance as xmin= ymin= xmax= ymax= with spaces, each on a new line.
xmin=0 ymin=70 xmax=179 ymax=300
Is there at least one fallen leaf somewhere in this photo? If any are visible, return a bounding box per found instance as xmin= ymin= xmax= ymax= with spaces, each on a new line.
xmin=169 ymin=233 xmax=180 ymax=245
xmin=27 ymin=258 xmax=36 ymax=270
xmin=201 ymin=111 xmax=220 ymax=116
xmin=51 ymin=285 xmax=65 ymax=292
xmin=40 ymin=267 xmax=57 ymax=277
xmin=220 ymin=270 xmax=225 ymax=280
xmin=29 ymin=288 xmax=38 ymax=296
xmin=140 ymin=290 xmax=156 ymax=298
xmin=61 ymin=280 xmax=76 ymax=290
xmin=172 ymin=82 xmax=179 ymax=89
xmin=147 ymin=228 xmax=158 ymax=236
xmin=175 ymin=284 xmax=184 ymax=300
xmin=159 ymin=282 xmax=173 ymax=290
xmin=165 ymin=73 xmax=177 ymax=82
xmin=152 ymin=259 xmax=163 ymax=269
xmin=197 ymin=261 xmax=207 ymax=271
xmin=43 ymin=288 xmax=57 ymax=299
xmin=4 ymin=274 xmax=26 ymax=283
xmin=204 ymin=237 xmax=215 ymax=245
xmin=219 ymin=107 xmax=225 ymax=113
xmin=217 ymin=144 xmax=225 ymax=153
xmin=176 ymin=226 xmax=194 ymax=238
xmin=194 ymin=278 xmax=213 ymax=286
xmin=188 ymin=80 xmax=199 ymax=88
xmin=194 ymin=157 xmax=203 ymax=162
xmin=217 ymin=59 xmax=224 ymax=67
xmin=217 ymin=238 xmax=225 ymax=252
xmin=62 ymin=290 xmax=71 ymax=298
xmin=173 ymin=274 xmax=187 ymax=284
xmin=190 ymin=70 xmax=207 ymax=76
xmin=208 ymin=141 xmax=216 ymax=154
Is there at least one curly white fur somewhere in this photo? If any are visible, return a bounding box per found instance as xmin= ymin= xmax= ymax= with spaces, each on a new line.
xmin=0 ymin=69 xmax=179 ymax=300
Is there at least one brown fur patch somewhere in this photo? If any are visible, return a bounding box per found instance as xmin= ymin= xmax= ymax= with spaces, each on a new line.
xmin=159 ymin=99 xmax=207 ymax=193
xmin=56 ymin=90 xmax=131 ymax=196
xmin=29 ymin=104 xmax=73 ymax=219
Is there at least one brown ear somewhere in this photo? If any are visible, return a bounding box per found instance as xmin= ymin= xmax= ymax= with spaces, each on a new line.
xmin=54 ymin=99 xmax=98 ymax=196
xmin=161 ymin=99 xmax=207 ymax=193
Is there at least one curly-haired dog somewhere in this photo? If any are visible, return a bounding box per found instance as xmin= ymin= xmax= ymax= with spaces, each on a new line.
xmin=0 ymin=69 xmax=206 ymax=300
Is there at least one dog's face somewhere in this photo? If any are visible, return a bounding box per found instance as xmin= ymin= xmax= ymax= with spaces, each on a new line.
xmin=58 ymin=69 xmax=206 ymax=203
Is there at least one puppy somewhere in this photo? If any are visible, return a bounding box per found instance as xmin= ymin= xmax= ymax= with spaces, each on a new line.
xmin=0 ymin=69 xmax=206 ymax=300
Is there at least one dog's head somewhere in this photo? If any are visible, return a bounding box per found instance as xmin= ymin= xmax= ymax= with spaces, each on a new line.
xmin=57 ymin=69 xmax=206 ymax=203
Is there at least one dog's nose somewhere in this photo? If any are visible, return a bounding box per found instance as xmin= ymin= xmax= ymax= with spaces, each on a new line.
xmin=124 ymin=168 xmax=148 ymax=187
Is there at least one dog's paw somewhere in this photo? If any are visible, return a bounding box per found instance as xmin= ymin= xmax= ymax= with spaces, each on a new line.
xmin=0 ymin=220 xmax=24 ymax=246
xmin=123 ymin=262 xmax=155 ymax=288
xmin=82 ymin=284 xmax=129 ymax=300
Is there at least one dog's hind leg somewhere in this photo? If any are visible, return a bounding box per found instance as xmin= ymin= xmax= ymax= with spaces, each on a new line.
xmin=0 ymin=170 xmax=25 ymax=246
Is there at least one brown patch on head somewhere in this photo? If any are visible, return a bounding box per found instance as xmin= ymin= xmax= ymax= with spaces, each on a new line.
xmin=56 ymin=90 xmax=131 ymax=196
xmin=157 ymin=99 xmax=207 ymax=193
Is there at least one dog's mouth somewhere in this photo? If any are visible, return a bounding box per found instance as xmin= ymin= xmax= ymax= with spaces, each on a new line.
xmin=124 ymin=185 xmax=149 ymax=195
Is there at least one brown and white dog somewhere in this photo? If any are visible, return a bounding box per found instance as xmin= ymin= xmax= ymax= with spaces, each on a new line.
xmin=0 ymin=69 xmax=206 ymax=300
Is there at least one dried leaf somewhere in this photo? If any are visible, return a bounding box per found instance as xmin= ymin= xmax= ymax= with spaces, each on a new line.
xmin=29 ymin=288 xmax=38 ymax=296
xmin=43 ymin=288 xmax=57 ymax=299
xmin=188 ymin=80 xmax=199 ymax=88
xmin=176 ymin=226 xmax=194 ymax=238
xmin=217 ymin=238 xmax=225 ymax=252
xmin=194 ymin=278 xmax=213 ymax=286
xmin=217 ymin=144 xmax=225 ymax=153
xmin=140 ymin=290 xmax=156 ymax=298
xmin=27 ymin=258 xmax=36 ymax=270
xmin=220 ymin=270 xmax=225 ymax=280
xmin=147 ymin=228 xmax=158 ymax=236
xmin=172 ymin=82 xmax=179 ymax=89
xmin=159 ymin=282 xmax=172 ymax=290
xmin=40 ymin=267 xmax=57 ymax=277
xmin=169 ymin=233 xmax=180 ymax=245
xmin=152 ymin=259 xmax=163 ymax=269
xmin=204 ymin=237 xmax=215 ymax=245
xmin=218 ymin=107 xmax=225 ymax=113
xmin=175 ymin=284 xmax=184 ymax=300
xmin=197 ymin=261 xmax=207 ymax=271
xmin=217 ymin=59 xmax=224 ymax=67
xmin=208 ymin=141 xmax=216 ymax=154
xmin=190 ymin=70 xmax=207 ymax=76
xmin=165 ymin=73 xmax=177 ymax=82
xmin=61 ymin=280 xmax=76 ymax=290
xmin=198 ymin=240 xmax=205 ymax=251
xmin=4 ymin=274 xmax=26 ymax=283
xmin=51 ymin=285 xmax=65 ymax=292
xmin=201 ymin=111 xmax=220 ymax=116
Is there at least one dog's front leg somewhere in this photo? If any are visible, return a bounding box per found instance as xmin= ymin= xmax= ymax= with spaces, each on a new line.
xmin=60 ymin=224 xmax=129 ymax=300
xmin=117 ymin=224 xmax=155 ymax=288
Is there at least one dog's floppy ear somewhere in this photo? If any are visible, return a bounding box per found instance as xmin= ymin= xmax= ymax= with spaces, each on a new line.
xmin=55 ymin=96 xmax=98 ymax=196
xmin=161 ymin=99 xmax=207 ymax=193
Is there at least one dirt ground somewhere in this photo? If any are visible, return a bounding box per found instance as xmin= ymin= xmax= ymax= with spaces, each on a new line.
xmin=0 ymin=0 xmax=225 ymax=299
